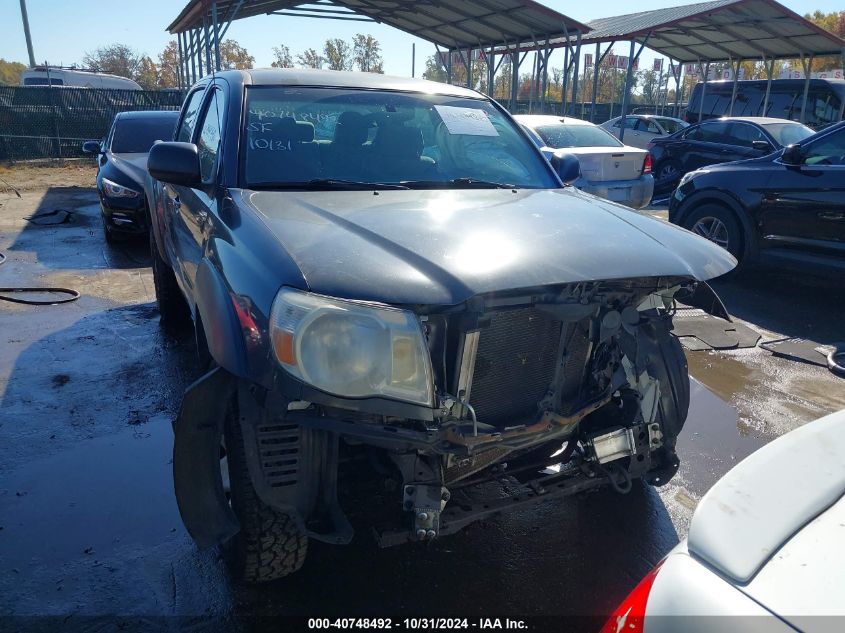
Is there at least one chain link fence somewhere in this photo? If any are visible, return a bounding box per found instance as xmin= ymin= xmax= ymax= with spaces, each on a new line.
xmin=0 ymin=87 xmax=186 ymax=162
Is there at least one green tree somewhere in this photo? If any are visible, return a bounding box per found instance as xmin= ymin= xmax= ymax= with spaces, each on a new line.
xmin=352 ymin=34 xmax=383 ymax=73
xmin=297 ymin=48 xmax=323 ymax=69
xmin=82 ymin=44 xmax=143 ymax=79
xmin=324 ymin=39 xmax=352 ymax=71
xmin=271 ymin=45 xmax=293 ymax=68
xmin=135 ymin=56 xmax=159 ymax=90
xmin=0 ymin=59 xmax=26 ymax=85
xmin=422 ymin=54 xmax=447 ymax=82
xmin=157 ymin=40 xmax=180 ymax=88
xmin=220 ymin=39 xmax=254 ymax=70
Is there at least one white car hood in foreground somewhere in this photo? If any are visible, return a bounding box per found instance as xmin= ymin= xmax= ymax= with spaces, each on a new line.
xmin=688 ymin=408 xmax=845 ymax=584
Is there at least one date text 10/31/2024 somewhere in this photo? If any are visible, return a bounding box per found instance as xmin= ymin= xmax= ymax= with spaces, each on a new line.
xmin=307 ymin=618 xmax=528 ymax=630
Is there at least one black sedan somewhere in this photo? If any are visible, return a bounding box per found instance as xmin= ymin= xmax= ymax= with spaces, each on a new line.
xmin=649 ymin=116 xmax=814 ymax=193
xmin=669 ymin=120 xmax=845 ymax=273
xmin=82 ymin=110 xmax=179 ymax=242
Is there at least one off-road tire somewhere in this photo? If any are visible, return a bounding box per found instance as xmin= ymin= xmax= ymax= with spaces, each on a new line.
xmin=640 ymin=316 xmax=689 ymax=487
xmin=149 ymin=228 xmax=190 ymax=330
xmin=222 ymin=392 xmax=308 ymax=583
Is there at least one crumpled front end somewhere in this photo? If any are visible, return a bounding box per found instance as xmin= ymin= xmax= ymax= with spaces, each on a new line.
xmin=222 ymin=276 xmax=698 ymax=547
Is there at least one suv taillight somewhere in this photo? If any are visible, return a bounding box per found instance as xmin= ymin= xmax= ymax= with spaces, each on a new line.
xmin=643 ymin=153 xmax=653 ymax=175
xmin=599 ymin=561 xmax=664 ymax=633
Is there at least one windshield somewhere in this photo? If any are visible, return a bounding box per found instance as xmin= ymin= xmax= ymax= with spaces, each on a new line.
xmin=242 ymin=87 xmax=557 ymax=189
xmin=110 ymin=117 xmax=177 ymax=153
xmin=533 ymin=124 xmax=622 ymax=148
xmin=761 ymin=122 xmax=815 ymax=146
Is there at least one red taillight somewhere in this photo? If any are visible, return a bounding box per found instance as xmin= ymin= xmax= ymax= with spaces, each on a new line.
xmin=599 ymin=561 xmax=664 ymax=633
xmin=643 ymin=153 xmax=653 ymax=175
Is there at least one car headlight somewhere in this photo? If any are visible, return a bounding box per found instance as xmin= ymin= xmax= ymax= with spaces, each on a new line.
xmin=269 ymin=288 xmax=434 ymax=406
xmin=102 ymin=177 xmax=140 ymax=198
xmin=677 ymin=169 xmax=707 ymax=189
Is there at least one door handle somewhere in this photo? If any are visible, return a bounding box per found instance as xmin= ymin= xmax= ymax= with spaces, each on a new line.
xmin=819 ymin=211 xmax=844 ymax=221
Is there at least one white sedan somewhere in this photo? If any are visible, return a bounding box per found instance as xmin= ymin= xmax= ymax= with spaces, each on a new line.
xmin=601 ymin=407 xmax=845 ymax=633
xmin=601 ymin=115 xmax=689 ymax=149
xmin=515 ymin=115 xmax=654 ymax=209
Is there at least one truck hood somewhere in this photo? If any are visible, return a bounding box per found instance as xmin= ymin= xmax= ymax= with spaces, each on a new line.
xmin=235 ymin=187 xmax=735 ymax=306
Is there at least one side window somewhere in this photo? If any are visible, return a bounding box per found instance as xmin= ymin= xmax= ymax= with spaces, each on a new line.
xmin=638 ymin=119 xmax=661 ymax=133
xmin=176 ymin=89 xmax=207 ymax=143
xmin=697 ymin=121 xmax=730 ymax=143
xmin=727 ymin=122 xmax=765 ymax=147
xmin=197 ymin=88 xmax=226 ymax=182
xmin=623 ymin=117 xmax=638 ymax=129
xmin=803 ymin=127 xmax=845 ymax=166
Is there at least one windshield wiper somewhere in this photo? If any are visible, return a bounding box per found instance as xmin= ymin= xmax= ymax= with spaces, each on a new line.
xmin=399 ymin=178 xmax=517 ymax=189
xmin=248 ymin=179 xmax=409 ymax=191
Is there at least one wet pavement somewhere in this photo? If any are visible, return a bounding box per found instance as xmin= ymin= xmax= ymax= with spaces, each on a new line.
xmin=1 ymin=186 xmax=844 ymax=631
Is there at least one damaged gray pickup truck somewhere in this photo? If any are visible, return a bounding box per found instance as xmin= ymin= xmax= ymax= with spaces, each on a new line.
xmin=146 ymin=69 xmax=735 ymax=583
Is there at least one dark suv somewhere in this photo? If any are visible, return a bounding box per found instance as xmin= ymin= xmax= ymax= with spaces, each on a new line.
xmin=669 ymin=120 xmax=845 ymax=272
xmin=146 ymin=69 xmax=734 ymax=583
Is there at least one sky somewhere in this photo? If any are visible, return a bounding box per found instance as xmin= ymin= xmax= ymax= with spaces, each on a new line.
xmin=0 ymin=0 xmax=841 ymax=80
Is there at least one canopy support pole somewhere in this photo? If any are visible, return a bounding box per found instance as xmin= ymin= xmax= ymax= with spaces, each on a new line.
xmin=698 ymin=61 xmax=710 ymax=123
xmin=618 ymin=35 xmax=649 ymax=143
xmin=590 ymin=41 xmax=615 ymax=123
xmin=189 ymin=29 xmax=198 ymax=83
xmin=800 ymin=54 xmax=813 ymax=124
xmin=728 ymin=58 xmax=741 ymax=116
xmin=840 ymin=49 xmax=845 ymax=121
xmin=763 ymin=58 xmax=775 ymax=116
xmin=510 ymin=50 xmax=520 ymax=113
xmin=212 ymin=0 xmax=221 ymax=71
xmin=570 ymin=32 xmax=582 ymax=114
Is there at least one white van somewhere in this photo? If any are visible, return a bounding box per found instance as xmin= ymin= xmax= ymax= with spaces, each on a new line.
xmin=21 ymin=67 xmax=142 ymax=90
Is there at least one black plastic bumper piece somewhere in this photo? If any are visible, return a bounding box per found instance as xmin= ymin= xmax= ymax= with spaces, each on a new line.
xmin=173 ymin=366 xmax=240 ymax=549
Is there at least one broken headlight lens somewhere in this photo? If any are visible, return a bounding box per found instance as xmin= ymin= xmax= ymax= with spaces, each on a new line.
xmin=269 ymin=288 xmax=434 ymax=406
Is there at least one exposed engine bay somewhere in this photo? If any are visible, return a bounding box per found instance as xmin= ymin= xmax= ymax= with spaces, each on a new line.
xmin=252 ymin=276 xmax=695 ymax=547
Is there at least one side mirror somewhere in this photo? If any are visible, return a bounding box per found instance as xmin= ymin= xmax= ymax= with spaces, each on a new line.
xmin=751 ymin=139 xmax=773 ymax=153
xmin=551 ymin=153 xmax=581 ymax=186
xmin=148 ymin=142 xmax=202 ymax=187
xmin=781 ymin=144 xmax=803 ymax=166
xmin=81 ymin=140 xmax=101 ymax=154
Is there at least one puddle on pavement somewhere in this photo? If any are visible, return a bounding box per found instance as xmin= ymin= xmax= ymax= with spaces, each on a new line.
xmin=685 ymin=351 xmax=762 ymax=403
xmin=674 ymin=378 xmax=767 ymax=496
xmin=0 ymin=415 xmax=183 ymax=568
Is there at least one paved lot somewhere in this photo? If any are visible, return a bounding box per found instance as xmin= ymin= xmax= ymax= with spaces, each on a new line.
xmin=1 ymin=184 xmax=843 ymax=630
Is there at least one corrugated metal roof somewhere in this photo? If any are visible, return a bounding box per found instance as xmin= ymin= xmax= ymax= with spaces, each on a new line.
xmin=576 ymin=0 xmax=845 ymax=63
xmin=167 ymin=0 xmax=590 ymax=50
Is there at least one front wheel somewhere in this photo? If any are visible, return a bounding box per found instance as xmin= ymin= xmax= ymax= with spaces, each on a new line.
xmin=683 ymin=204 xmax=744 ymax=261
xmin=655 ymin=160 xmax=681 ymax=190
xmin=222 ymin=392 xmax=308 ymax=583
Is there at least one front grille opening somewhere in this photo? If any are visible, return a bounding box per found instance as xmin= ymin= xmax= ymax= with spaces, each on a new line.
xmin=469 ymin=307 xmax=564 ymax=426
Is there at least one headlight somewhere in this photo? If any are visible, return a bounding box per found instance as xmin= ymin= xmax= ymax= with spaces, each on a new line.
xmin=269 ymin=288 xmax=434 ymax=406
xmin=677 ymin=170 xmax=706 ymax=188
xmin=102 ymin=177 xmax=140 ymax=198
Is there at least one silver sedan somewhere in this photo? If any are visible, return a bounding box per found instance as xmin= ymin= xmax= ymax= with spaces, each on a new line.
xmin=516 ymin=115 xmax=654 ymax=209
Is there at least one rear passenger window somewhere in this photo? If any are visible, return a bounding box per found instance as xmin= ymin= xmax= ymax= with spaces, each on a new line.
xmin=696 ymin=121 xmax=730 ymax=143
xmin=727 ymin=122 xmax=765 ymax=147
xmin=197 ymin=89 xmax=225 ymax=182
xmin=176 ymin=89 xmax=206 ymax=143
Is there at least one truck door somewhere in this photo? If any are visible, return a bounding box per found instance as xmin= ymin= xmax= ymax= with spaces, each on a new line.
xmin=169 ymin=86 xmax=226 ymax=299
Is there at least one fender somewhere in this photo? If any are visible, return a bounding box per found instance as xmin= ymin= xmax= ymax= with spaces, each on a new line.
xmin=195 ymin=258 xmax=250 ymax=379
xmin=676 ymin=188 xmax=759 ymax=260
xmin=172 ymin=366 xmax=240 ymax=548
xmin=144 ymin=173 xmax=169 ymax=263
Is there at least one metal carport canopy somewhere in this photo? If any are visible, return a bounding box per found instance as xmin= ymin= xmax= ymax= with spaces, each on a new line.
xmin=166 ymin=0 xmax=590 ymax=49
xmin=575 ymin=0 xmax=845 ymax=63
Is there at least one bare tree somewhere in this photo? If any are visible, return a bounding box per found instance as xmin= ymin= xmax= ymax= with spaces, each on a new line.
xmin=352 ymin=34 xmax=383 ymax=73
xmin=82 ymin=44 xmax=143 ymax=79
xmin=297 ymin=48 xmax=324 ymax=69
xmin=271 ymin=45 xmax=293 ymax=69
xmin=324 ymin=39 xmax=352 ymax=71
